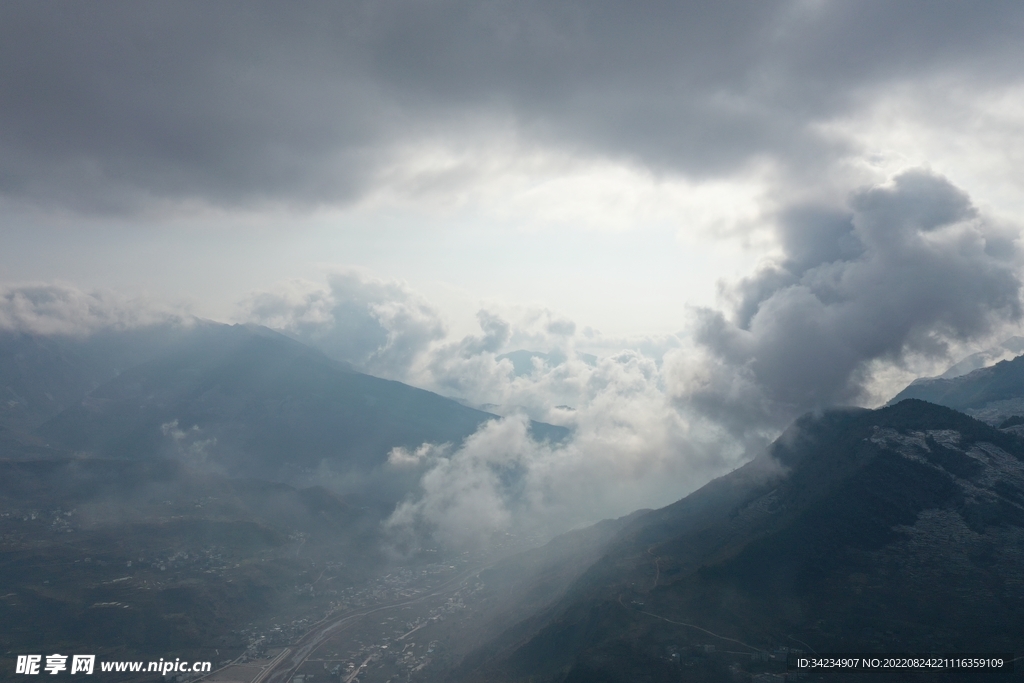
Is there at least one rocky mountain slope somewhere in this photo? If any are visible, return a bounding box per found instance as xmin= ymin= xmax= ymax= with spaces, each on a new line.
xmin=889 ymin=353 xmax=1024 ymax=425
xmin=459 ymin=400 xmax=1024 ymax=682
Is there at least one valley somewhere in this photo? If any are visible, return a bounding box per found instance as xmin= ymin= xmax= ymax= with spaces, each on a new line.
xmin=5 ymin=326 xmax=1024 ymax=682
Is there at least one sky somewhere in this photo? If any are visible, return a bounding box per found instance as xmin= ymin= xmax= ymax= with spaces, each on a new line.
xmin=4 ymin=1 xmax=1024 ymax=542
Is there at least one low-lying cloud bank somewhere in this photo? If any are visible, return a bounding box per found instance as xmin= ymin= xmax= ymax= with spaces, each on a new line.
xmin=384 ymin=409 xmax=724 ymax=548
xmin=0 ymin=283 xmax=187 ymax=336
xmin=243 ymin=272 xmax=446 ymax=379
xmin=245 ymin=276 xmax=730 ymax=546
xmin=3 ymin=171 xmax=1020 ymax=548
xmin=238 ymin=170 xmax=1023 ymax=547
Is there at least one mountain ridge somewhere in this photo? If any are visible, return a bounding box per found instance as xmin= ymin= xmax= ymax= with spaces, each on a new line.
xmin=3 ymin=322 xmax=568 ymax=500
xmin=457 ymin=399 xmax=1024 ymax=682
xmin=889 ymin=352 xmax=1024 ymax=425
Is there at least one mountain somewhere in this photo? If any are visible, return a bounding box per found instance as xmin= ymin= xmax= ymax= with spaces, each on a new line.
xmin=889 ymin=352 xmax=1024 ymax=425
xmin=0 ymin=323 xmax=577 ymax=674
xmin=458 ymin=400 xmax=1024 ymax=682
xmin=0 ymin=322 xmax=212 ymax=436
xmin=3 ymin=323 xmax=567 ymax=500
xmin=939 ymin=336 xmax=1024 ymax=379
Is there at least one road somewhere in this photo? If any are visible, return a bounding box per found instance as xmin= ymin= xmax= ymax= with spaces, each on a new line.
xmin=250 ymin=563 xmax=491 ymax=683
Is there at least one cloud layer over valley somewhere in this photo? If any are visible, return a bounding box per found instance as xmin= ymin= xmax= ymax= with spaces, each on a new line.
xmin=233 ymin=170 xmax=1024 ymax=545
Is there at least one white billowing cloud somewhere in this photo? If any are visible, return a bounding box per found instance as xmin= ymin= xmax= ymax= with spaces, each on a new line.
xmin=242 ymin=270 xmax=447 ymax=378
xmin=244 ymin=171 xmax=1024 ymax=548
xmin=0 ymin=283 xmax=184 ymax=336
xmin=414 ymin=309 xmax=578 ymax=411
xmin=241 ymin=270 xmax=640 ymax=415
xmin=387 ymin=442 xmax=451 ymax=470
xmin=386 ymin=356 xmax=735 ymax=548
xmin=241 ymin=271 xmax=741 ymax=546
xmin=674 ymin=170 xmax=1023 ymax=441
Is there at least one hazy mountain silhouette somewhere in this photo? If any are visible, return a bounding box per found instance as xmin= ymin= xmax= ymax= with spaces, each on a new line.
xmin=3 ymin=323 xmax=567 ymax=499
xmin=0 ymin=322 xmax=216 ymax=436
xmin=938 ymin=337 xmax=1024 ymax=379
xmin=459 ymin=400 xmax=1024 ymax=682
xmin=0 ymin=322 xmax=580 ymax=672
xmin=890 ymin=352 xmax=1024 ymax=425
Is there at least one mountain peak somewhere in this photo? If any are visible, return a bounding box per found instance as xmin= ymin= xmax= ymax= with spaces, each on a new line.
xmin=889 ymin=353 xmax=1024 ymax=425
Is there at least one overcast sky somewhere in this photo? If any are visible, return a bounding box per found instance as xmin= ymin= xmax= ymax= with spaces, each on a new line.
xmin=6 ymin=1 xmax=1024 ymax=537
xmin=2 ymin=0 xmax=1021 ymax=331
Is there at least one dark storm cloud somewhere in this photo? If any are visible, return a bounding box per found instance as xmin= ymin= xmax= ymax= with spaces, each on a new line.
xmin=683 ymin=170 xmax=1023 ymax=437
xmin=3 ymin=1 xmax=1024 ymax=211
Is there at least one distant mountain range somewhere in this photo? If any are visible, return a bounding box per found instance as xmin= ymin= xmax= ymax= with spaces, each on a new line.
xmin=938 ymin=336 xmax=1024 ymax=379
xmin=0 ymin=322 xmax=572 ymax=669
xmin=2 ymin=322 xmax=567 ymax=501
xmin=890 ymin=350 xmax=1024 ymax=426
xmin=1 ymin=322 xmax=212 ymax=434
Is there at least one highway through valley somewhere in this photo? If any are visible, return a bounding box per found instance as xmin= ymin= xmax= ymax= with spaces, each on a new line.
xmin=250 ymin=563 xmax=492 ymax=683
